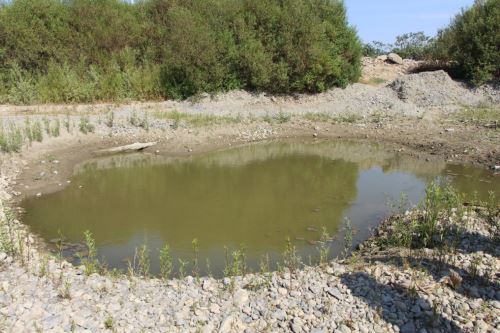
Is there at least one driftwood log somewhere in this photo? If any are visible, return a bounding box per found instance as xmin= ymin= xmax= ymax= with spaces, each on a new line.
xmin=94 ymin=142 xmax=157 ymax=155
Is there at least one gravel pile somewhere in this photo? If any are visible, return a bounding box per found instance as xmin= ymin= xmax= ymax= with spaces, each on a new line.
xmin=167 ymin=70 xmax=496 ymax=119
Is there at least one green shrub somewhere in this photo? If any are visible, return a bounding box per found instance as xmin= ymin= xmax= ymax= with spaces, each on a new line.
xmin=392 ymin=32 xmax=434 ymax=60
xmin=434 ymin=0 xmax=500 ymax=85
xmin=37 ymin=62 xmax=95 ymax=103
xmin=0 ymin=0 xmax=362 ymax=102
xmin=0 ymin=124 xmax=23 ymax=153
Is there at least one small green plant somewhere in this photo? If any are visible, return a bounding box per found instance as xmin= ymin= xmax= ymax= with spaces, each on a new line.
xmin=282 ymin=238 xmax=302 ymax=272
xmin=58 ymin=281 xmax=71 ymax=299
xmin=275 ymin=111 xmax=291 ymax=124
xmin=32 ymin=121 xmax=43 ymax=142
xmin=81 ymin=230 xmax=99 ymax=275
xmin=104 ymin=316 xmax=114 ymax=330
xmin=159 ymin=243 xmax=173 ymax=280
xmin=259 ymin=253 xmax=270 ymax=274
xmin=136 ymin=244 xmax=150 ymax=277
xmin=140 ymin=112 xmax=150 ymax=131
xmin=64 ymin=114 xmax=71 ymax=133
xmin=333 ymin=113 xmax=362 ymax=124
xmin=303 ymin=112 xmax=332 ymax=122
xmin=0 ymin=124 xmax=23 ymax=153
xmin=223 ymin=245 xmax=247 ymax=277
xmin=24 ymin=118 xmax=33 ymax=143
xmin=178 ymin=258 xmax=188 ymax=279
xmin=129 ymin=110 xmax=140 ymax=127
xmin=205 ymin=258 xmax=213 ymax=278
xmin=342 ymin=218 xmax=354 ymax=258
xmin=105 ymin=111 xmax=114 ymax=128
xmin=50 ymin=118 xmax=61 ymax=137
xmin=79 ymin=116 xmax=95 ymax=134
xmin=38 ymin=255 xmax=49 ymax=277
xmin=43 ymin=117 xmax=51 ymax=135
xmin=318 ymin=227 xmax=331 ymax=265
xmin=191 ymin=238 xmax=199 ymax=277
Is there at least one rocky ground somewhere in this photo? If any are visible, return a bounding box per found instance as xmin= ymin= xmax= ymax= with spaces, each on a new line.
xmin=0 ymin=59 xmax=499 ymax=332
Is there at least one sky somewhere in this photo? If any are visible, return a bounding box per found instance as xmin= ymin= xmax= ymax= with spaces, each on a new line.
xmin=345 ymin=0 xmax=475 ymax=43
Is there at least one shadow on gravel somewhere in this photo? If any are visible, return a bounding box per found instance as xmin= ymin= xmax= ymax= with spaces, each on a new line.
xmin=368 ymin=255 xmax=500 ymax=302
xmin=454 ymin=229 xmax=500 ymax=259
xmin=340 ymin=272 xmax=463 ymax=333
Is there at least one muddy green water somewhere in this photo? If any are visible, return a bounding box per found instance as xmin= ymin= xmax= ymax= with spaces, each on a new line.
xmin=21 ymin=140 xmax=499 ymax=277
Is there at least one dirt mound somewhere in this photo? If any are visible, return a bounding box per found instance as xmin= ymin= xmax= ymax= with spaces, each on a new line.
xmin=388 ymin=70 xmax=485 ymax=107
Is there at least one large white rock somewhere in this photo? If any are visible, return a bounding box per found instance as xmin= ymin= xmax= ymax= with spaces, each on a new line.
xmin=387 ymin=53 xmax=403 ymax=65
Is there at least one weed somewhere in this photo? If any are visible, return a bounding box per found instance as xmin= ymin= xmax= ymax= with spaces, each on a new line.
xmin=303 ymin=112 xmax=332 ymax=122
xmin=0 ymin=124 xmax=23 ymax=153
xmin=136 ymin=244 xmax=150 ymax=277
xmin=38 ymin=255 xmax=49 ymax=277
xmin=105 ymin=111 xmax=114 ymax=128
xmin=64 ymin=114 xmax=71 ymax=133
xmin=129 ymin=110 xmax=140 ymax=127
xmin=32 ymin=121 xmax=43 ymax=142
xmin=51 ymin=118 xmax=61 ymax=137
xmin=178 ymin=258 xmax=188 ymax=279
xmin=139 ymin=113 xmax=149 ymax=131
xmin=43 ymin=117 xmax=51 ymax=135
xmin=24 ymin=118 xmax=33 ymax=143
xmin=361 ymin=77 xmax=386 ymax=85
xmin=318 ymin=227 xmax=331 ymax=265
xmin=154 ymin=110 xmax=240 ymax=128
xmin=275 ymin=111 xmax=291 ymax=124
xmin=470 ymin=254 xmax=481 ymax=278
xmin=81 ymin=230 xmax=99 ymax=275
xmin=79 ymin=116 xmax=95 ymax=134
xmin=223 ymin=245 xmax=247 ymax=277
xmin=455 ymin=106 xmax=499 ymax=129
xmin=282 ymin=238 xmax=302 ymax=272
xmin=191 ymin=238 xmax=199 ymax=277
xmin=205 ymin=258 xmax=213 ymax=278
xmin=259 ymin=253 xmax=270 ymax=274
xmin=342 ymin=218 xmax=354 ymax=258
xmin=104 ymin=316 xmax=114 ymax=330
xmin=333 ymin=113 xmax=362 ymax=124
xmin=58 ymin=280 xmax=71 ymax=299
xmin=159 ymin=243 xmax=173 ymax=280
xmin=418 ymin=181 xmax=463 ymax=247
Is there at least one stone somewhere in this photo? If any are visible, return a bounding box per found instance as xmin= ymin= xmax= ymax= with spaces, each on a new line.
xmin=210 ymin=303 xmax=220 ymax=314
xmin=233 ymin=289 xmax=249 ymax=308
xmin=376 ymin=55 xmax=388 ymax=62
xmin=387 ymin=53 xmax=403 ymax=65
xmin=400 ymin=321 xmax=417 ymax=333
xmin=327 ymin=288 xmax=343 ymax=300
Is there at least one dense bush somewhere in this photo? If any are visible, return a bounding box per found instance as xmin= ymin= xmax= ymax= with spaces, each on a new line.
xmin=0 ymin=0 xmax=361 ymax=103
xmin=433 ymin=0 xmax=500 ymax=85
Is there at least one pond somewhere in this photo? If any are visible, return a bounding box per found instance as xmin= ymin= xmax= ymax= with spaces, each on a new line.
xmin=21 ymin=140 xmax=499 ymax=277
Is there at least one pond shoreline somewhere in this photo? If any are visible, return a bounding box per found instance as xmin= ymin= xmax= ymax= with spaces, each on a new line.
xmin=1 ymin=70 xmax=499 ymax=332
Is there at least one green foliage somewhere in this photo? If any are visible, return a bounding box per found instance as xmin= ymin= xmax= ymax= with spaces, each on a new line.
xmin=282 ymin=237 xmax=302 ymax=272
xmin=223 ymin=245 xmax=247 ymax=277
xmin=362 ymin=41 xmax=390 ymax=57
xmin=79 ymin=116 xmax=94 ymax=134
xmin=433 ymin=0 xmax=500 ymax=85
xmin=159 ymin=243 xmax=173 ymax=280
xmin=82 ymin=230 xmax=99 ymax=275
xmin=0 ymin=0 xmax=361 ymax=103
xmin=392 ymin=32 xmax=433 ymax=60
xmin=0 ymin=123 xmax=23 ymax=153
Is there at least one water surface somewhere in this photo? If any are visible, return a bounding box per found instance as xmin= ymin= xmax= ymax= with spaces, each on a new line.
xmin=21 ymin=140 xmax=499 ymax=276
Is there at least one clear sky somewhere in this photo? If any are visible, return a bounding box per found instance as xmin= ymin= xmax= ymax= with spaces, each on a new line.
xmin=345 ymin=0 xmax=475 ymax=43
